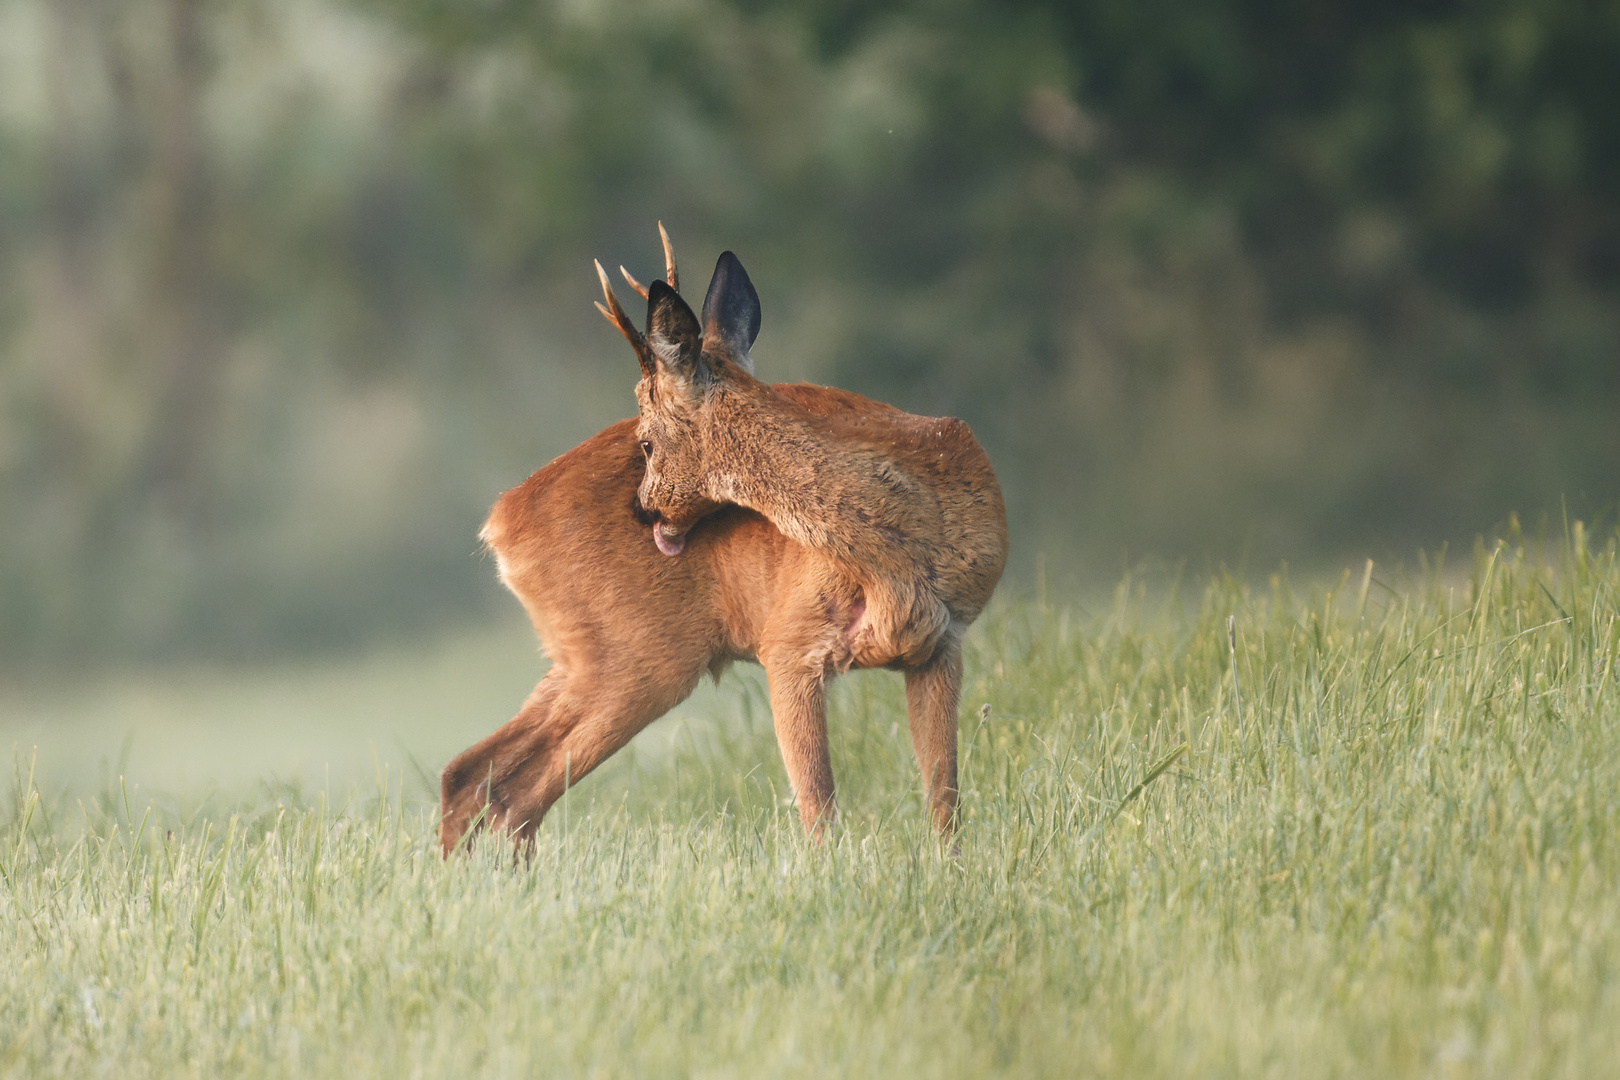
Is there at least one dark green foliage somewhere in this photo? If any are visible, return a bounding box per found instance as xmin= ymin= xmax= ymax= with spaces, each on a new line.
xmin=0 ymin=0 xmax=1616 ymax=668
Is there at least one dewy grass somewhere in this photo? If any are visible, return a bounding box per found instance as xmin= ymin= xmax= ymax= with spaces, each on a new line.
xmin=4 ymin=533 xmax=1620 ymax=1078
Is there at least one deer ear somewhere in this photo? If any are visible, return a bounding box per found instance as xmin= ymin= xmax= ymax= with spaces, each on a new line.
xmin=646 ymin=279 xmax=704 ymax=384
xmin=700 ymin=251 xmax=761 ymax=374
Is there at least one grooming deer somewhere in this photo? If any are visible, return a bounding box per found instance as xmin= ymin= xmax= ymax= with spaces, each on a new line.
xmin=438 ymin=228 xmax=1006 ymax=854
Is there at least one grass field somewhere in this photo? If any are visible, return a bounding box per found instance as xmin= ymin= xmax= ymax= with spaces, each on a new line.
xmin=4 ymin=531 xmax=1619 ymax=1078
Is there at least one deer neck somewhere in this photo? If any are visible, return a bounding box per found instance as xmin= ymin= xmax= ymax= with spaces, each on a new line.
xmin=698 ymin=383 xmax=919 ymax=566
xmin=701 ymin=385 xmax=828 ymax=536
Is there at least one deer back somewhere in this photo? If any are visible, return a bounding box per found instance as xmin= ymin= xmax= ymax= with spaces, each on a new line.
xmin=480 ymin=418 xmax=788 ymax=679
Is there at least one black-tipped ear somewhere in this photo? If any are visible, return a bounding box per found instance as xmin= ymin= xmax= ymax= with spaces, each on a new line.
xmin=700 ymin=251 xmax=761 ymax=372
xmin=646 ymin=279 xmax=704 ymax=382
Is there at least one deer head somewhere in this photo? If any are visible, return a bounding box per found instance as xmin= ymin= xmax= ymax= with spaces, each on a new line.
xmin=595 ymin=229 xmax=761 ymax=556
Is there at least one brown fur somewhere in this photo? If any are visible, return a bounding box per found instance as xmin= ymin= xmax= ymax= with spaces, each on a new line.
xmin=438 ymin=250 xmax=1007 ymax=855
xmin=634 ymin=262 xmax=1006 ymax=670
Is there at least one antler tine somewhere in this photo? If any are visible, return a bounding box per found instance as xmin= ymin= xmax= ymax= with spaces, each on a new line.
xmin=619 ymin=265 xmax=650 ymax=301
xmin=594 ymin=259 xmax=655 ymax=377
xmin=658 ymin=221 xmax=679 ymax=291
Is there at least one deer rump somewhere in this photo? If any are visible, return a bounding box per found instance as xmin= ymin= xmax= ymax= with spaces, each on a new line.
xmin=438 ymin=243 xmax=1006 ymax=855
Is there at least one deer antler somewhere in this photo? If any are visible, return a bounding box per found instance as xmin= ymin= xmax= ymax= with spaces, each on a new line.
xmin=619 ymin=265 xmax=649 ymax=300
xmin=594 ymin=225 xmax=681 ymax=375
xmin=618 ymin=222 xmax=681 ymax=300
xmin=594 ymin=259 xmax=655 ymax=378
xmin=659 ymin=221 xmax=678 ymax=292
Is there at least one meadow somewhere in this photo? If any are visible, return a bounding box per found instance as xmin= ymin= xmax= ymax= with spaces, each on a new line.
xmin=3 ymin=530 xmax=1618 ymax=1078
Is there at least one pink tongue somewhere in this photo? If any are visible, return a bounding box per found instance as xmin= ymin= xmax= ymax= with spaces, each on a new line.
xmin=653 ymin=527 xmax=686 ymax=557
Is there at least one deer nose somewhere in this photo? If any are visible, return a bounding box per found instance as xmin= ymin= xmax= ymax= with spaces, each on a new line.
xmin=630 ymin=494 xmax=660 ymax=527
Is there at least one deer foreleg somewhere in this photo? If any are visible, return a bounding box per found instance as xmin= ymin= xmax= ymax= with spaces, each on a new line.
xmin=762 ymin=658 xmax=837 ymax=837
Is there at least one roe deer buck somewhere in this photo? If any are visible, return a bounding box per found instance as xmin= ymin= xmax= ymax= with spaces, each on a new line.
xmin=438 ymin=228 xmax=1006 ymax=854
xmin=628 ymin=250 xmax=1006 ymax=672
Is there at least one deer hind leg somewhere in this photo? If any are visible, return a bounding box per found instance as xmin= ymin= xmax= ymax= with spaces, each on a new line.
xmin=856 ymin=575 xmax=952 ymax=668
xmin=438 ymin=663 xmax=698 ymax=855
xmin=760 ymin=656 xmax=837 ymax=837
xmin=904 ymin=635 xmax=963 ymax=836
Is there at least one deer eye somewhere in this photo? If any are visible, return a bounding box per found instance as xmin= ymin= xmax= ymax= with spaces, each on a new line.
xmin=639 ymin=440 xmax=653 ymax=459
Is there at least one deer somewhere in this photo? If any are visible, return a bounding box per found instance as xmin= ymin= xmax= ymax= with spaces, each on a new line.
xmin=628 ymin=249 xmax=1006 ymax=674
xmin=438 ymin=227 xmax=1006 ymax=855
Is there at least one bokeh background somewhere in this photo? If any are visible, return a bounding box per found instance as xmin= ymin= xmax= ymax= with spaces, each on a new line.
xmin=2 ymin=0 xmax=1618 ymax=679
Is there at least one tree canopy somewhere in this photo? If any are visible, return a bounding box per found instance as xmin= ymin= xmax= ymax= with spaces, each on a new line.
xmin=1 ymin=0 xmax=1616 ymax=667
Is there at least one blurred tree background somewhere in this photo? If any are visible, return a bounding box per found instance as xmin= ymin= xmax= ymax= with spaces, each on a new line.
xmin=0 ymin=0 xmax=1616 ymax=672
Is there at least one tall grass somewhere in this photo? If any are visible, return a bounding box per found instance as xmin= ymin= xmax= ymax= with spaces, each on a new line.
xmin=4 ymin=531 xmax=1619 ymax=1077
